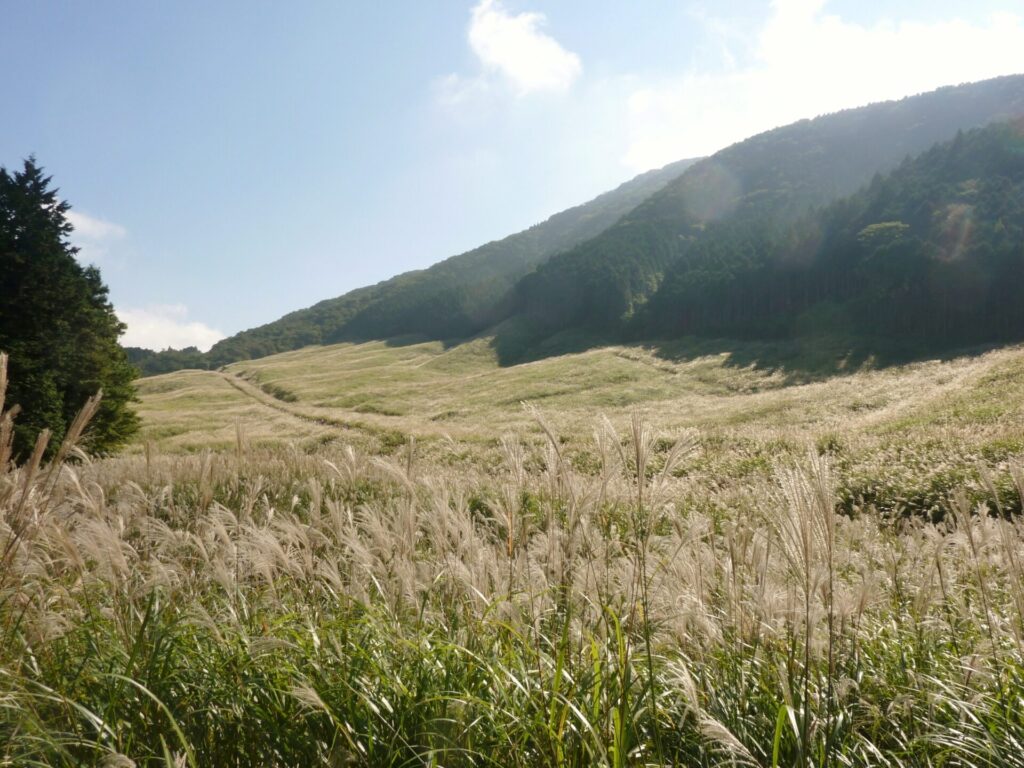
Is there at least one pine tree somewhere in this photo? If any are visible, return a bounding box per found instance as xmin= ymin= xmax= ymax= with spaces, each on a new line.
xmin=0 ymin=157 xmax=138 ymax=458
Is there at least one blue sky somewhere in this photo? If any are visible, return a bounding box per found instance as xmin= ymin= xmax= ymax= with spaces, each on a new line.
xmin=3 ymin=0 xmax=1024 ymax=350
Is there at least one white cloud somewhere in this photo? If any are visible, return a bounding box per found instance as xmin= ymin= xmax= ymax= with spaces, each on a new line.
xmin=66 ymin=209 xmax=127 ymax=265
xmin=117 ymin=304 xmax=225 ymax=352
xmin=64 ymin=214 xmax=224 ymax=352
xmin=434 ymin=72 xmax=492 ymax=107
xmin=623 ymin=2 xmax=1024 ymax=170
xmin=66 ymin=210 xmax=127 ymax=241
xmin=441 ymin=0 xmax=582 ymax=101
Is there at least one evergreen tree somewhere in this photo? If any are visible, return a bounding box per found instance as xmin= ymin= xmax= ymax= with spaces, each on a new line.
xmin=0 ymin=157 xmax=138 ymax=458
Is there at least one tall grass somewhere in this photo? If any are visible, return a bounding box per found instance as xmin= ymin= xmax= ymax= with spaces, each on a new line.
xmin=4 ymin=354 xmax=1024 ymax=765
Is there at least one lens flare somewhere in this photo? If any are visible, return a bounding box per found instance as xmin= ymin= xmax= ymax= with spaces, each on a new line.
xmin=936 ymin=202 xmax=973 ymax=262
xmin=681 ymin=161 xmax=742 ymax=222
xmin=1005 ymin=116 xmax=1024 ymax=156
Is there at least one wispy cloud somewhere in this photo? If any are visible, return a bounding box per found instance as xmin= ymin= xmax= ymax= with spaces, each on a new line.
xmin=66 ymin=213 xmax=224 ymax=351
xmin=439 ymin=0 xmax=581 ymax=103
xmin=66 ymin=209 xmax=127 ymax=265
xmin=622 ymin=1 xmax=1024 ymax=170
xmin=117 ymin=304 xmax=224 ymax=352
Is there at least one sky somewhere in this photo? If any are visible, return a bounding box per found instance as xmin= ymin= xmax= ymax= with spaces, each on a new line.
xmin=3 ymin=0 xmax=1024 ymax=351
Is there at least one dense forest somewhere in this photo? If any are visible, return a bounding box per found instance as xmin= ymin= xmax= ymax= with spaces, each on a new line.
xmin=637 ymin=119 xmax=1024 ymax=346
xmin=131 ymin=75 xmax=1024 ymax=375
xmin=502 ymin=74 xmax=1024 ymax=354
xmin=124 ymin=346 xmax=210 ymax=375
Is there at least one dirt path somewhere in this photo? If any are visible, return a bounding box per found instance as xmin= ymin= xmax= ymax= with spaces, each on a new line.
xmin=217 ymin=371 xmax=358 ymax=433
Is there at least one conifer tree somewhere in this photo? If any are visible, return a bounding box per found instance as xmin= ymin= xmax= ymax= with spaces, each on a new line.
xmin=0 ymin=157 xmax=138 ymax=458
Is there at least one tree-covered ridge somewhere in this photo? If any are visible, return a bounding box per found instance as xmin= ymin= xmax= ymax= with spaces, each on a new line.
xmin=504 ymin=74 xmax=1024 ymax=351
xmin=124 ymin=346 xmax=210 ymax=375
xmin=639 ymin=118 xmax=1024 ymax=346
xmin=200 ymin=157 xmax=696 ymax=368
xmin=0 ymin=159 xmax=138 ymax=457
xmin=135 ymin=75 xmax=1024 ymax=376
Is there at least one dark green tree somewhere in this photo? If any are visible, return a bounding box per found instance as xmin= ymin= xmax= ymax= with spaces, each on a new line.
xmin=0 ymin=157 xmax=138 ymax=458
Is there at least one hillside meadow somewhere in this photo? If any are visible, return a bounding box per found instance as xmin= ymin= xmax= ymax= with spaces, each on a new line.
xmin=136 ymin=336 xmax=1024 ymax=519
xmin=4 ymin=339 xmax=1024 ymax=764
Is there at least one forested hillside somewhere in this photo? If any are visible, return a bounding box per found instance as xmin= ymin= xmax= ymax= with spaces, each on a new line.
xmin=132 ymin=75 xmax=1024 ymax=375
xmin=200 ymin=157 xmax=696 ymax=367
xmin=504 ymin=75 xmax=1024 ymax=354
xmin=638 ymin=119 xmax=1024 ymax=346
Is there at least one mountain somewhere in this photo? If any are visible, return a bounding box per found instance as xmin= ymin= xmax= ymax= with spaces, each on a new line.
xmin=133 ymin=74 xmax=1024 ymax=377
xmin=638 ymin=118 xmax=1024 ymax=348
xmin=201 ymin=157 xmax=697 ymax=367
xmin=502 ymin=74 xmax=1024 ymax=356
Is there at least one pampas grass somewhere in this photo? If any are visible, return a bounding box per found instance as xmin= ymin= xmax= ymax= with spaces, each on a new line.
xmin=4 ymin=352 xmax=1024 ymax=764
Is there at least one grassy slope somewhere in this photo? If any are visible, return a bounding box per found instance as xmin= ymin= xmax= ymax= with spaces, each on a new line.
xmin=134 ymin=367 xmax=337 ymax=450
xmin=135 ymin=337 xmax=1024 ymax=517
xmin=15 ymin=376 xmax=1024 ymax=765
xmin=137 ymin=336 xmax=1024 ymax=441
xmin=16 ymin=337 xmax=1024 ymax=765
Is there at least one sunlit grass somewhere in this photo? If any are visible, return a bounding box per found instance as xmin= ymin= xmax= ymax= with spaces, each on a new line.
xmin=136 ymin=338 xmax=1024 ymax=517
xmin=8 ymin=343 xmax=1024 ymax=764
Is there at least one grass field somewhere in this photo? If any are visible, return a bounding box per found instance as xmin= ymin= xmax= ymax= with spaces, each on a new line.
xmin=136 ymin=336 xmax=1024 ymax=517
xmin=7 ymin=338 xmax=1024 ymax=765
xmin=140 ymin=336 xmax=1024 ymax=440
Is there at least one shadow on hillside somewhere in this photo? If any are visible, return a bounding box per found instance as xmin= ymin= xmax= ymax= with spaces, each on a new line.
xmin=378 ymin=333 xmax=446 ymax=348
xmin=336 ymin=332 xmax=468 ymax=351
xmin=647 ymin=336 xmax=1008 ymax=383
xmin=490 ymin=328 xmax=606 ymax=366
xmin=644 ymin=338 xmax=883 ymax=385
xmin=362 ymin=320 xmax=1007 ymax=383
xmin=487 ymin=321 xmax=1005 ymax=382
